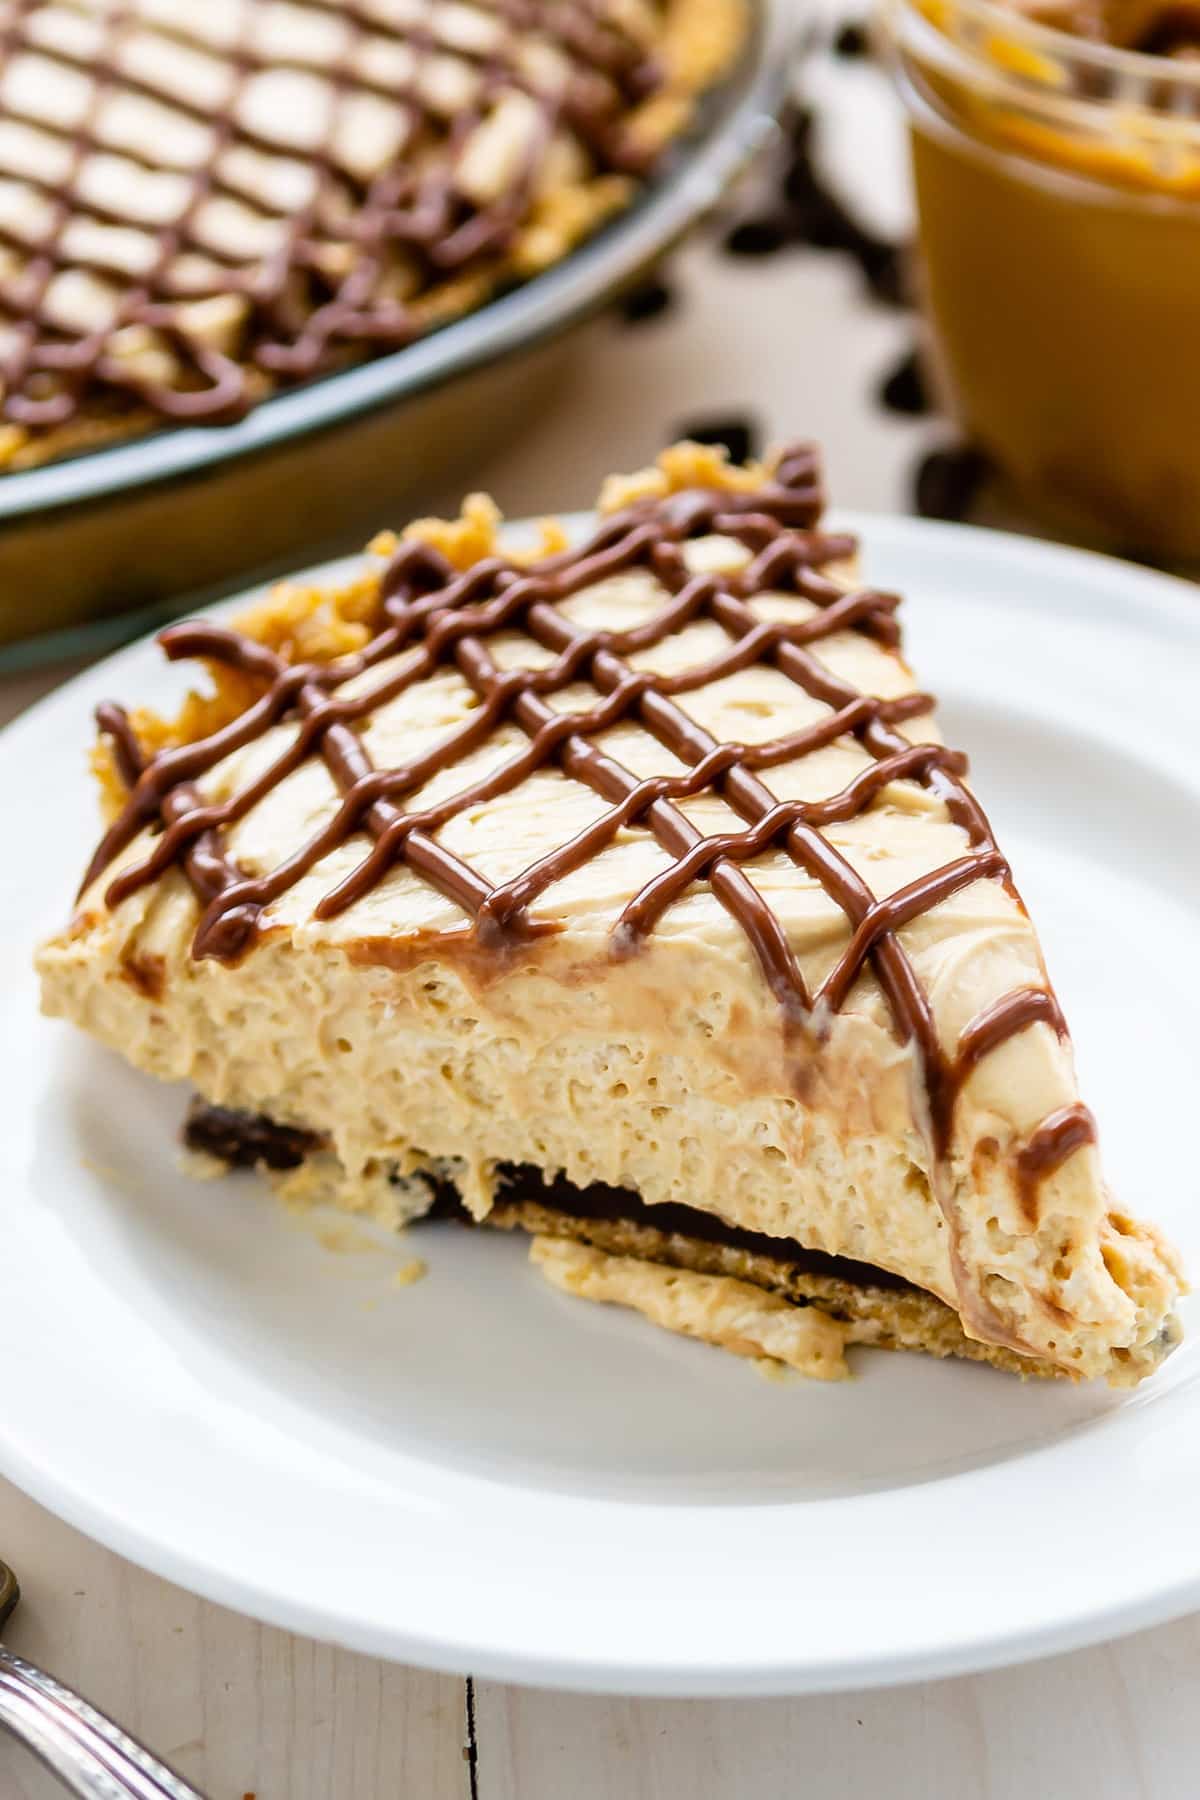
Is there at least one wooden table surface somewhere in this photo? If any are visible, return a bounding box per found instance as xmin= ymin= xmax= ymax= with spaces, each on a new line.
xmin=4 ymin=35 xmax=1200 ymax=1793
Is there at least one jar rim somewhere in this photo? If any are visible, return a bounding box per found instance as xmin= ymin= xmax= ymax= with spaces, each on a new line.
xmin=886 ymin=0 xmax=1200 ymax=173
xmin=890 ymin=0 xmax=1200 ymax=96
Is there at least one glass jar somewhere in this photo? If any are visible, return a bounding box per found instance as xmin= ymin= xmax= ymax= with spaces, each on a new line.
xmin=886 ymin=0 xmax=1200 ymax=561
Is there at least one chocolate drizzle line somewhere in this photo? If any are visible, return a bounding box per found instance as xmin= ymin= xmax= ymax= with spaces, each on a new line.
xmin=85 ymin=442 xmax=1092 ymax=1301
xmin=1015 ymin=1104 xmax=1097 ymax=1225
xmin=0 ymin=0 xmax=666 ymax=433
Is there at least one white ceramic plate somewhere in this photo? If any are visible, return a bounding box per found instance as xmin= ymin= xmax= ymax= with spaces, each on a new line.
xmin=3 ymin=516 xmax=1199 ymax=1697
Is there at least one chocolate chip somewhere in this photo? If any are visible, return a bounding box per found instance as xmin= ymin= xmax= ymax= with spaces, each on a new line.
xmin=878 ymin=348 xmax=929 ymax=416
xmin=783 ymin=102 xmax=816 ymax=157
xmin=774 ymin=118 xmax=911 ymax=307
xmin=723 ymin=215 xmax=792 ymax=257
xmin=913 ymin=446 xmax=991 ymax=522
xmin=718 ymin=89 xmax=911 ymax=306
xmin=833 ymin=20 xmax=870 ymax=56
xmin=619 ymin=275 xmax=676 ymax=325
xmin=859 ymin=241 xmax=907 ymax=307
xmin=671 ymin=416 xmax=761 ymax=465
xmin=785 ymin=178 xmax=846 ymax=248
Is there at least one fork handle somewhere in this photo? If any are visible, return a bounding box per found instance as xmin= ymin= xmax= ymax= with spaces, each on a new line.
xmin=0 ymin=1646 xmax=205 ymax=1799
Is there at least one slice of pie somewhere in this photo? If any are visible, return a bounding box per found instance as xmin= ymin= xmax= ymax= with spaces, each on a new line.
xmin=0 ymin=0 xmax=744 ymax=470
xmin=37 ymin=440 xmax=1184 ymax=1385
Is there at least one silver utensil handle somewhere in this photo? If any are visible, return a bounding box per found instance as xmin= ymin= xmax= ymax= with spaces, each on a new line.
xmin=0 ymin=1646 xmax=205 ymax=1799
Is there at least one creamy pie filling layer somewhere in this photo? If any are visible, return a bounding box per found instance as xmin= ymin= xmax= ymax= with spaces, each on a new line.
xmin=37 ymin=440 xmax=1185 ymax=1384
xmin=0 ymin=0 xmax=744 ymax=469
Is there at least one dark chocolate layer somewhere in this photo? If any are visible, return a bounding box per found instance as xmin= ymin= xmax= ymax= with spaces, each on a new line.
xmin=487 ymin=1163 xmax=912 ymax=1292
xmin=183 ymin=1099 xmax=322 ymax=1171
xmin=182 ymin=1100 xmax=911 ymax=1291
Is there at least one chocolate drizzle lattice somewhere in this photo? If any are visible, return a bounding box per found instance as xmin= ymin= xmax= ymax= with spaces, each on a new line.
xmin=0 ymin=0 xmax=667 ymax=436
xmin=85 ymin=442 xmax=1089 ymax=1178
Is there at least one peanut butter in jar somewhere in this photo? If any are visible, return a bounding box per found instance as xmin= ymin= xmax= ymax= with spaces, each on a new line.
xmin=886 ymin=0 xmax=1200 ymax=560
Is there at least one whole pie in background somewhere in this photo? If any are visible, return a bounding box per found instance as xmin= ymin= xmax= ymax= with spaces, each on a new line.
xmin=0 ymin=0 xmax=745 ymax=470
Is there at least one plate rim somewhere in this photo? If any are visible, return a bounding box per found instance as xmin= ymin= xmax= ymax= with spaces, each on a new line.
xmin=4 ymin=512 xmax=1200 ymax=1696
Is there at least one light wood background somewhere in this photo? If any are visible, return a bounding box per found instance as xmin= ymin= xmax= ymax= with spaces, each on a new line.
xmin=4 ymin=25 xmax=1199 ymax=1793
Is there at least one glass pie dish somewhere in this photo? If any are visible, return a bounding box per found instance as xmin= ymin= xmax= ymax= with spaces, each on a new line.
xmin=0 ymin=0 xmax=790 ymax=666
